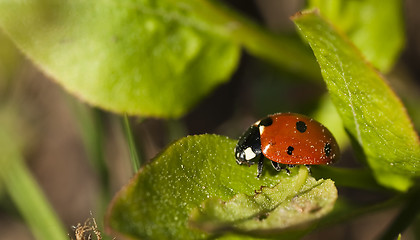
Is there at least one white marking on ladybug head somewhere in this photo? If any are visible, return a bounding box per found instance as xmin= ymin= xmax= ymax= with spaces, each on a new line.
xmin=244 ymin=147 xmax=256 ymax=160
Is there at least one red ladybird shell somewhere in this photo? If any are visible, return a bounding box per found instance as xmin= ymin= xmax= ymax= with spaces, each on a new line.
xmin=257 ymin=113 xmax=339 ymax=165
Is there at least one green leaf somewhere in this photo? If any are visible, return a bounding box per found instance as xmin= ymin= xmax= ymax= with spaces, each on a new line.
xmin=0 ymin=0 xmax=240 ymax=118
xmin=171 ymin=0 xmax=322 ymax=80
xmin=308 ymin=0 xmax=405 ymax=72
xmin=0 ymin=31 xmax=21 ymax=92
xmin=292 ymin=10 xmax=420 ymax=191
xmin=190 ymin=173 xmax=336 ymax=238
xmin=106 ymin=135 xmax=337 ymax=239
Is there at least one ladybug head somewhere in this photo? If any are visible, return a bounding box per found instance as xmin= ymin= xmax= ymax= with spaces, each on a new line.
xmin=234 ymin=125 xmax=262 ymax=165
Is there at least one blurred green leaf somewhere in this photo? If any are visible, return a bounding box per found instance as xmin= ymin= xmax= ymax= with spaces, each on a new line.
xmin=293 ymin=10 xmax=420 ymax=191
xmin=0 ymin=31 xmax=22 ymax=94
xmin=106 ymin=135 xmax=337 ymax=239
xmin=0 ymin=0 xmax=240 ymax=118
xmin=173 ymin=0 xmax=322 ymax=80
xmin=308 ymin=0 xmax=405 ymax=72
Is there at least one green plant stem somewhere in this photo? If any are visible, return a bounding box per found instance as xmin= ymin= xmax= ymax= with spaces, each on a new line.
xmin=0 ymin=159 xmax=67 ymax=240
xmin=179 ymin=0 xmax=322 ymax=80
xmin=0 ymin=110 xmax=67 ymax=240
xmin=378 ymin=185 xmax=420 ymax=240
xmin=311 ymin=166 xmax=384 ymax=191
xmin=311 ymin=179 xmax=419 ymax=239
xmin=316 ymin=193 xmax=400 ymax=232
xmin=122 ymin=114 xmax=141 ymax=173
xmin=320 ymin=187 xmax=418 ymax=240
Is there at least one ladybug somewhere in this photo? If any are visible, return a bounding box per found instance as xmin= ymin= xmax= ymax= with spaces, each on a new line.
xmin=235 ymin=113 xmax=339 ymax=177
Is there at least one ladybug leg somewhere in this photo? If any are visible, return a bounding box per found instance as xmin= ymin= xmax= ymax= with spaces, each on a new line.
xmin=271 ymin=161 xmax=282 ymax=171
xmin=257 ymin=155 xmax=264 ymax=178
xmin=236 ymin=158 xmax=255 ymax=167
xmin=235 ymin=159 xmax=244 ymax=165
xmin=284 ymin=164 xmax=295 ymax=175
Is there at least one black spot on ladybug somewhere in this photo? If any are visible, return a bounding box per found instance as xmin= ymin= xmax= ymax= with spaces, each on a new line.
xmin=296 ymin=121 xmax=307 ymax=133
xmin=287 ymin=146 xmax=294 ymax=155
xmin=259 ymin=117 xmax=273 ymax=127
xmin=324 ymin=142 xmax=331 ymax=157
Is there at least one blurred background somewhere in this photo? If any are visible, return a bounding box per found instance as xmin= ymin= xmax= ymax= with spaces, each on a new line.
xmin=1 ymin=0 xmax=420 ymax=239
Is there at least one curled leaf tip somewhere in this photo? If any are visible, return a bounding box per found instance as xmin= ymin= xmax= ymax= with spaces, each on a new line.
xmin=290 ymin=8 xmax=320 ymax=20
